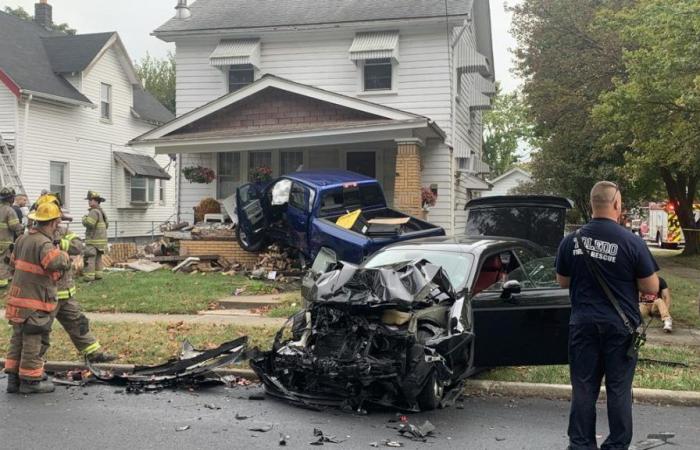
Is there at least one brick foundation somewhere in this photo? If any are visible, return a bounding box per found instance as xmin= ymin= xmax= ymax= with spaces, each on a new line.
xmin=179 ymin=240 xmax=259 ymax=268
xmin=393 ymin=139 xmax=423 ymax=217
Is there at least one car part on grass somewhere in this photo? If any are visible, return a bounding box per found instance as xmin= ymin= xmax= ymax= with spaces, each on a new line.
xmin=87 ymin=337 xmax=247 ymax=392
xmin=251 ymin=259 xmax=473 ymax=412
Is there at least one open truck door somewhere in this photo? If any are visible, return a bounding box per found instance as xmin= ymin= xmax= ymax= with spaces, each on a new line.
xmin=465 ymin=196 xmax=573 ymax=367
xmin=236 ymin=183 xmax=268 ymax=252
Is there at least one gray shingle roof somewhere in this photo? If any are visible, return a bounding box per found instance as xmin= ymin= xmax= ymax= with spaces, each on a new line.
xmin=0 ymin=11 xmax=90 ymax=104
xmin=42 ymin=32 xmax=114 ymax=74
xmin=132 ymin=86 xmax=175 ymax=125
xmin=155 ymin=0 xmax=471 ymax=34
xmin=113 ymin=151 xmax=172 ymax=180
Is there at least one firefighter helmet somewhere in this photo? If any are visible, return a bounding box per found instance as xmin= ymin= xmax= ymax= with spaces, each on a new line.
xmin=28 ymin=202 xmax=62 ymax=222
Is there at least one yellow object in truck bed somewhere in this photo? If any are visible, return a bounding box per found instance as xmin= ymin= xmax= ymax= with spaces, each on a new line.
xmin=336 ymin=209 xmax=362 ymax=229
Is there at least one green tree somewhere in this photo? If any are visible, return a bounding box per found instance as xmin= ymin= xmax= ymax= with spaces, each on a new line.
xmin=510 ymin=0 xmax=631 ymax=220
xmin=593 ymin=0 xmax=700 ymax=255
xmin=482 ymin=85 xmax=533 ymax=177
xmin=3 ymin=6 xmax=76 ymax=34
xmin=135 ymin=53 xmax=176 ymax=114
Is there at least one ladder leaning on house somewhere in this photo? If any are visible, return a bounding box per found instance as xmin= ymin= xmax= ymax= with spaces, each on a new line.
xmin=0 ymin=132 xmax=26 ymax=196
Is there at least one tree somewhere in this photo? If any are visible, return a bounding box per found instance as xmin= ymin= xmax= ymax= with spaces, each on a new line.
xmin=592 ymin=0 xmax=700 ymax=255
xmin=509 ymin=0 xmax=631 ymax=221
xmin=3 ymin=6 xmax=76 ymax=34
xmin=482 ymin=85 xmax=533 ymax=177
xmin=135 ymin=53 xmax=176 ymax=114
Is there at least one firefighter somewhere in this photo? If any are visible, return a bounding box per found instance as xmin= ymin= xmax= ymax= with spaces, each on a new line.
xmin=4 ymin=202 xmax=71 ymax=394
xmin=35 ymin=194 xmax=117 ymax=363
xmin=0 ymin=187 xmax=24 ymax=288
xmin=82 ymin=191 xmax=108 ymax=281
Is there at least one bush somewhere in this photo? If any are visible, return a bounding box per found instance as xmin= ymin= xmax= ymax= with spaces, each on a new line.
xmin=194 ymin=197 xmax=221 ymax=223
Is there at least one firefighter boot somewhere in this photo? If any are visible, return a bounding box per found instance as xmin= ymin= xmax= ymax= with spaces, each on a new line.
xmin=87 ymin=351 xmax=117 ymax=363
xmin=19 ymin=378 xmax=55 ymax=394
xmin=6 ymin=373 xmax=19 ymax=393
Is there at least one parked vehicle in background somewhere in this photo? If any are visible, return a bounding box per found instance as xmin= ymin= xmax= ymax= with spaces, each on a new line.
xmin=646 ymin=202 xmax=684 ymax=248
xmin=235 ymin=170 xmax=445 ymax=264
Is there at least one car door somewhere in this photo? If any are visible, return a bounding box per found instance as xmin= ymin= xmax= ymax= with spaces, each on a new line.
xmin=285 ymin=182 xmax=311 ymax=256
xmin=471 ymin=245 xmax=571 ymax=367
xmin=235 ymin=183 xmax=268 ymax=249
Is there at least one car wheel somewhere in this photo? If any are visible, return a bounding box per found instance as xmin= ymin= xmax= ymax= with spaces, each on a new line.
xmin=417 ymin=371 xmax=444 ymax=411
xmin=236 ymin=226 xmax=265 ymax=252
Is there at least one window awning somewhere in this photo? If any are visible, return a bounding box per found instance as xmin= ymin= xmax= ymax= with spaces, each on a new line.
xmin=113 ymin=151 xmax=171 ymax=180
xmin=463 ymin=173 xmax=492 ymax=191
xmin=475 ymin=74 xmax=496 ymax=97
xmin=349 ymin=31 xmax=399 ymax=62
xmin=209 ymin=39 xmax=261 ymax=68
xmin=456 ymin=46 xmax=491 ymax=77
xmin=469 ymin=90 xmax=492 ymax=112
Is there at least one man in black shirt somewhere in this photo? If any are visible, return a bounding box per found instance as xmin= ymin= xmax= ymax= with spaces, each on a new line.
xmin=556 ymin=181 xmax=659 ymax=450
xmin=639 ymin=276 xmax=672 ymax=333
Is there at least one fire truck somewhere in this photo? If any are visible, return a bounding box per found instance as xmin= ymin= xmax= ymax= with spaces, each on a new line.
xmin=645 ymin=202 xmax=700 ymax=248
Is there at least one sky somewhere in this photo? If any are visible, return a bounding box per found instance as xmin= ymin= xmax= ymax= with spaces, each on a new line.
xmin=1 ymin=0 xmax=522 ymax=92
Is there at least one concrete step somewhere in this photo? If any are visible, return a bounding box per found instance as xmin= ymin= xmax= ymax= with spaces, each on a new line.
xmin=198 ymin=309 xmax=267 ymax=317
xmin=215 ymin=294 xmax=284 ymax=310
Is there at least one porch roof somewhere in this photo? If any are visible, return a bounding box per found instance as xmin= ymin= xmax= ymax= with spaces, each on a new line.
xmin=130 ymin=74 xmax=445 ymax=153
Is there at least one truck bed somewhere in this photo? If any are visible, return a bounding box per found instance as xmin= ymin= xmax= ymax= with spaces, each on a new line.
xmin=321 ymin=208 xmax=440 ymax=238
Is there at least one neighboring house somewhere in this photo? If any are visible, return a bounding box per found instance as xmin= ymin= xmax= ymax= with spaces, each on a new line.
xmin=482 ymin=168 xmax=532 ymax=197
xmin=0 ymin=2 xmax=175 ymax=239
xmin=132 ymin=0 xmax=494 ymax=234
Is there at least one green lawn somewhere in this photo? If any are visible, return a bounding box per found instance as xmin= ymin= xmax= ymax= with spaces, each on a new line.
xmin=73 ymin=270 xmax=278 ymax=314
xmin=651 ymin=249 xmax=700 ymax=328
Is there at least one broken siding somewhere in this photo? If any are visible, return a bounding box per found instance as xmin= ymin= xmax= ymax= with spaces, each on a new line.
xmin=17 ymin=46 xmax=175 ymax=238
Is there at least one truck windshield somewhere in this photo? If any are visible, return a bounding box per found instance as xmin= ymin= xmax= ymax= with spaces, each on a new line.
xmin=363 ymin=249 xmax=473 ymax=290
xmin=320 ymin=184 xmax=385 ymax=214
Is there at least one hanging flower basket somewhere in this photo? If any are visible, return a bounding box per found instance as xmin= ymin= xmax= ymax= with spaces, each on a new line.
xmin=182 ymin=166 xmax=216 ymax=184
xmin=421 ymin=186 xmax=437 ymax=209
xmin=249 ymin=166 xmax=273 ymax=183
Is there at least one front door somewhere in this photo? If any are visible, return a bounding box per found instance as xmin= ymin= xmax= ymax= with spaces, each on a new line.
xmin=471 ymin=246 xmax=570 ymax=367
xmin=346 ymin=151 xmax=376 ymax=178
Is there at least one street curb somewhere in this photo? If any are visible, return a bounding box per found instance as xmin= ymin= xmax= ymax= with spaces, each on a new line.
xmin=2 ymin=359 xmax=699 ymax=407
xmin=463 ymin=379 xmax=700 ymax=407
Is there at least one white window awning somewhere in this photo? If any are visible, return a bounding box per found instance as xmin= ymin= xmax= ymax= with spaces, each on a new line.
xmin=349 ymin=31 xmax=399 ymax=63
xmin=210 ymin=39 xmax=261 ymax=68
xmin=456 ymin=46 xmax=491 ymax=77
xmin=470 ymin=89 xmax=492 ymax=112
xmin=475 ymin=74 xmax=496 ymax=97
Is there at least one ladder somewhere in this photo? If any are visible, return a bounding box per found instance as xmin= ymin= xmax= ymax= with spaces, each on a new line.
xmin=0 ymin=132 xmax=26 ymax=196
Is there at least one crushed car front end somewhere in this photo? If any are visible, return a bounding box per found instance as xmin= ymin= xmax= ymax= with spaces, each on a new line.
xmin=250 ymin=259 xmax=473 ymax=411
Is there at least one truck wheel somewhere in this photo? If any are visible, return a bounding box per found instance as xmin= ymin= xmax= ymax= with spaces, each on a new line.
xmin=236 ymin=226 xmax=265 ymax=252
xmin=417 ymin=371 xmax=444 ymax=411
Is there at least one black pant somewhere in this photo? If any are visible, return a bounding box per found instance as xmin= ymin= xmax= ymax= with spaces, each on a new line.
xmin=568 ymin=323 xmax=637 ymax=450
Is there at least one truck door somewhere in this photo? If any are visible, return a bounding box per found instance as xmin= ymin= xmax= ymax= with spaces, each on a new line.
xmin=235 ymin=183 xmax=268 ymax=251
xmin=285 ymin=182 xmax=311 ymax=257
xmin=471 ymin=246 xmax=571 ymax=367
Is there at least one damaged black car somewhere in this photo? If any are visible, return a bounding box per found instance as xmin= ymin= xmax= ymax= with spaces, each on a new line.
xmin=251 ymin=196 xmax=574 ymax=411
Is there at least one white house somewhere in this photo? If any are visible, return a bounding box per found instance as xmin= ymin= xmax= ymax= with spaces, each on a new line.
xmin=132 ymin=0 xmax=495 ymax=235
xmin=0 ymin=2 xmax=175 ymax=239
xmin=482 ymin=168 xmax=532 ymax=197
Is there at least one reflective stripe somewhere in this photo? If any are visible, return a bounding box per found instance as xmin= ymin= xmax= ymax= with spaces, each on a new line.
xmin=8 ymin=219 xmax=19 ymax=225
xmin=61 ymin=233 xmax=78 ymax=251
xmin=4 ymin=358 xmax=18 ymax=370
xmin=41 ymin=248 xmax=63 ymax=268
xmin=15 ymin=259 xmax=47 ymax=276
xmin=83 ymin=217 xmax=97 ymax=225
xmin=83 ymin=342 xmax=101 ymax=355
xmin=0 ymin=223 xmax=7 ymax=228
xmin=0 ymin=279 xmax=8 ymax=287
xmin=19 ymin=366 xmax=44 ymax=378
xmin=7 ymin=297 xmax=57 ymax=312
xmin=57 ymin=286 xmax=76 ymax=300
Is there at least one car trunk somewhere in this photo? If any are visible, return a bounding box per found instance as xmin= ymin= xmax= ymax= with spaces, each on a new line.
xmin=465 ymin=196 xmax=573 ymax=253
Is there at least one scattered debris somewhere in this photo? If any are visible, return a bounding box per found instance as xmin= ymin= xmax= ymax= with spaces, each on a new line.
xmin=391 ymin=420 xmax=435 ymax=442
xmin=172 ymin=257 xmax=201 ymax=273
xmin=630 ymin=433 xmax=676 ymax=450
xmin=235 ymin=413 xmax=251 ymax=420
xmin=248 ymin=424 xmax=273 ymax=433
xmin=369 ymin=442 xmax=378 ymax=448
xmin=126 ymin=259 xmax=164 ymax=273
xmin=279 ymin=433 xmax=289 ymax=446
xmin=383 ymin=441 xmax=403 ymax=448
xmin=203 ymin=403 xmax=220 ymax=410
xmin=175 ymin=425 xmax=190 ymax=432
xmin=248 ymin=393 xmax=266 ymax=401
xmin=87 ymin=337 xmax=247 ymax=393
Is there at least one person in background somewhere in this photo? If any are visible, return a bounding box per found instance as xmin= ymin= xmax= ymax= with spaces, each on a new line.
xmin=12 ymin=194 xmax=28 ymax=226
xmin=0 ymin=187 xmax=23 ymax=288
xmin=639 ymin=276 xmax=672 ymax=333
xmin=82 ymin=191 xmax=108 ymax=281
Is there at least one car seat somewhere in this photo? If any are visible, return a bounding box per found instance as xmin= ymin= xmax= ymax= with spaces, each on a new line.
xmin=473 ymin=255 xmax=503 ymax=295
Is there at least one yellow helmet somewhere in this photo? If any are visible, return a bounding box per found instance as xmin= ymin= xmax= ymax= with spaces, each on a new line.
xmin=28 ymin=202 xmax=62 ymax=222
xmin=35 ymin=193 xmax=62 ymax=207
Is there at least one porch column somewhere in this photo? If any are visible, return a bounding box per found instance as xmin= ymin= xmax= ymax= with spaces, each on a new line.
xmin=393 ymin=138 xmax=423 ymax=217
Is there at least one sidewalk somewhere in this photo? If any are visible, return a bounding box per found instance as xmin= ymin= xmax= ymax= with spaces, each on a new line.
xmin=0 ymin=309 xmax=287 ymax=328
xmin=646 ymin=326 xmax=700 ymax=347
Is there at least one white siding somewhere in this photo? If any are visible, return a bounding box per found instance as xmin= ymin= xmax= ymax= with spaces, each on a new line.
xmin=483 ymin=171 xmax=532 ymax=197
xmin=0 ymin=84 xmax=17 ymax=138
xmin=421 ymin=140 xmax=453 ymax=230
xmin=179 ymin=153 xmax=216 ymax=224
xmin=17 ymin=46 xmax=176 ymax=238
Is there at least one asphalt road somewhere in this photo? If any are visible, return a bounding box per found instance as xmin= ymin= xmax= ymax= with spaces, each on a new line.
xmin=1 ymin=381 xmax=698 ymax=450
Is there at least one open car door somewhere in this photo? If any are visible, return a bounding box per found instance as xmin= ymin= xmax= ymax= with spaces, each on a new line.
xmin=235 ymin=183 xmax=268 ymax=252
xmin=471 ymin=245 xmax=571 ymax=367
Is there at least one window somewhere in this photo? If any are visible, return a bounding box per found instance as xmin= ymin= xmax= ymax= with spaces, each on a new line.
xmin=363 ymin=58 xmax=392 ymax=91
xmin=280 ymin=151 xmax=303 ymax=175
xmin=217 ymin=152 xmax=241 ymax=199
xmin=158 ymin=180 xmax=166 ymax=205
xmin=100 ymin=83 xmax=112 ymax=120
xmin=130 ymin=174 xmax=156 ymax=203
xmin=248 ymin=151 xmax=272 ymax=171
xmin=228 ymin=65 xmax=255 ymax=92
xmin=50 ymin=161 xmax=67 ymax=206
xmin=289 ymin=183 xmax=308 ymax=211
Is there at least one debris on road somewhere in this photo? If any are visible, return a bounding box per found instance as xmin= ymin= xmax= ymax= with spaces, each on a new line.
xmin=394 ymin=420 xmax=435 ymax=442
xmin=630 ymin=433 xmax=677 ymax=450
xmin=309 ymin=428 xmax=347 ymax=445
xmin=279 ymin=433 xmax=289 ymax=446
xmin=86 ymin=337 xmax=247 ymax=393
xmin=247 ymin=423 xmax=273 ymax=432
xmin=175 ymin=425 xmax=190 ymax=432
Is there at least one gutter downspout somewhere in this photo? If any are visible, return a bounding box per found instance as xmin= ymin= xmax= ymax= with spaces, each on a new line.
xmin=20 ymin=94 xmax=33 ymax=179
xmin=176 ymin=154 xmax=181 ymax=223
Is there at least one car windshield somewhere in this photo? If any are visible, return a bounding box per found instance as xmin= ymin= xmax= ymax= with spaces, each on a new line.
xmin=363 ymin=249 xmax=473 ymax=290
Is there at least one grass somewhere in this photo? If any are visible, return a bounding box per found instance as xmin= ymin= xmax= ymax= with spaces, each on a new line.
xmin=476 ymin=344 xmax=700 ymax=392
xmin=650 ymin=248 xmax=700 ymax=328
xmin=266 ymin=293 xmax=303 ymax=318
xmin=72 ymin=270 xmax=279 ymax=315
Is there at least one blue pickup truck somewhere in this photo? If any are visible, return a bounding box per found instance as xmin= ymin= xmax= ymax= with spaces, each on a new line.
xmin=235 ymin=170 xmax=445 ymax=263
